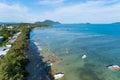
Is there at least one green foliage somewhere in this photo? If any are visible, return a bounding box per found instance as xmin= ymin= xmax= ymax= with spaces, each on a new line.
xmin=0 ymin=27 xmax=18 ymax=46
xmin=0 ymin=28 xmax=17 ymax=39
xmin=35 ymin=20 xmax=60 ymax=25
xmin=0 ymin=27 xmax=30 ymax=80
xmin=0 ymin=23 xmax=49 ymax=80
xmin=12 ymin=23 xmax=50 ymax=29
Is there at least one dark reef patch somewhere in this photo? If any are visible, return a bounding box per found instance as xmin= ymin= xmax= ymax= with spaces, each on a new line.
xmin=78 ymin=63 xmax=102 ymax=80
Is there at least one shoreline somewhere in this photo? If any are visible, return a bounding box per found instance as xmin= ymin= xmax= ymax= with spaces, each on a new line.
xmin=0 ymin=27 xmax=30 ymax=80
xmin=26 ymin=42 xmax=53 ymax=80
xmin=26 ymin=41 xmax=65 ymax=80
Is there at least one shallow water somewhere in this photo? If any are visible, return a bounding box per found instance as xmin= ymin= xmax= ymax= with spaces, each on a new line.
xmin=30 ymin=24 xmax=120 ymax=80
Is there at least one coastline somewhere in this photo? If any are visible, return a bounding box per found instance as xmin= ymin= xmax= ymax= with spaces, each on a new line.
xmin=29 ymin=24 xmax=120 ymax=80
xmin=26 ymin=40 xmax=65 ymax=80
xmin=0 ymin=27 xmax=30 ymax=80
xmin=26 ymin=42 xmax=53 ymax=80
xmin=0 ymin=24 xmax=51 ymax=80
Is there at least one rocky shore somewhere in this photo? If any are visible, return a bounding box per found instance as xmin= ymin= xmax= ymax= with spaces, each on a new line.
xmin=26 ymin=44 xmax=52 ymax=80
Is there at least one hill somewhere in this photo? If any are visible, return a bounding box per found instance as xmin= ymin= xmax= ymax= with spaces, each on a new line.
xmin=112 ymin=22 xmax=120 ymax=24
xmin=35 ymin=20 xmax=60 ymax=25
xmin=0 ymin=22 xmax=17 ymax=24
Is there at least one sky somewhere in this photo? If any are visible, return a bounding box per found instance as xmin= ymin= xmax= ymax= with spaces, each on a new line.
xmin=0 ymin=0 xmax=120 ymax=23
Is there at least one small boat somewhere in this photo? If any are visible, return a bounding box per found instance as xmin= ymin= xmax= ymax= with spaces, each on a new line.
xmin=107 ymin=65 xmax=120 ymax=70
xmin=34 ymin=42 xmax=39 ymax=45
xmin=38 ymin=46 xmax=42 ymax=51
xmin=54 ymin=72 xmax=64 ymax=79
xmin=46 ymin=63 xmax=52 ymax=67
xmin=82 ymin=55 xmax=87 ymax=59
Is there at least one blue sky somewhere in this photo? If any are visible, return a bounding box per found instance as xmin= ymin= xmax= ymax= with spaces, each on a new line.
xmin=0 ymin=0 xmax=120 ymax=23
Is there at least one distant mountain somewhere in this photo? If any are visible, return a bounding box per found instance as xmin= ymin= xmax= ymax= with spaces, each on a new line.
xmin=35 ymin=20 xmax=61 ymax=25
xmin=0 ymin=22 xmax=17 ymax=24
xmin=112 ymin=22 xmax=120 ymax=24
xmin=79 ymin=23 xmax=91 ymax=24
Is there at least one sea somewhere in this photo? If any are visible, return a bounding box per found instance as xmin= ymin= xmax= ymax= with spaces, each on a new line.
xmin=30 ymin=24 xmax=120 ymax=80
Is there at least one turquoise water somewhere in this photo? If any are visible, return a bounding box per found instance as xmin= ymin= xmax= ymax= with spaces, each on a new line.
xmin=30 ymin=24 xmax=120 ymax=80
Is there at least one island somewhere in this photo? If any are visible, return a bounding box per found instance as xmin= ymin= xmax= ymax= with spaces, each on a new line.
xmin=35 ymin=20 xmax=61 ymax=25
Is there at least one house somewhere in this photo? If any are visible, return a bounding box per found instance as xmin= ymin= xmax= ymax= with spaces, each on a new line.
xmin=0 ymin=36 xmax=4 ymax=41
xmin=6 ymin=26 xmax=13 ymax=29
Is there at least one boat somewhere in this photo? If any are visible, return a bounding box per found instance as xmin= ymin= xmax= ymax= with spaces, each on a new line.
xmin=82 ymin=54 xmax=87 ymax=59
xmin=107 ymin=65 xmax=120 ymax=70
xmin=46 ymin=63 xmax=52 ymax=67
xmin=54 ymin=72 xmax=64 ymax=79
xmin=34 ymin=42 xmax=39 ymax=45
xmin=38 ymin=46 xmax=42 ymax=51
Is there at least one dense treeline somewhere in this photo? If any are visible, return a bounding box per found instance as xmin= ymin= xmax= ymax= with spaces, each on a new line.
xmin=0 ymin=27 xmax=30 ymax=80
xmin=0 ymin=28 xmax=16 ymax=38
xmin=0 ymin=23 xmax=50 ymax=46
xmin=9 ymin=23 xmax=50 ymax=29
xmin=0 ymin=28 xmax=18 ymax=46
xmin=0 ymin=23 xmax=50 ymax=80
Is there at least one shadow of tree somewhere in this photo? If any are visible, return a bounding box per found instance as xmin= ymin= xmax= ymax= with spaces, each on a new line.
xmin=26 ymin=41 xmax=54 ymax=80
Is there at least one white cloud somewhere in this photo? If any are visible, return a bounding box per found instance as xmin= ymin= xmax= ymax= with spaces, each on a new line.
xmin=0 ymin=2 xmax=40 ymax=22
xmin=39 ymin=0 xmax=120 ymax=23
xmin=0 ymin=3 xmax=28 ymax=13
xmin=38 ymin=0 xmax=64 ymax=5
xmin=0 ymin=0 xmax=120 ymax=23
